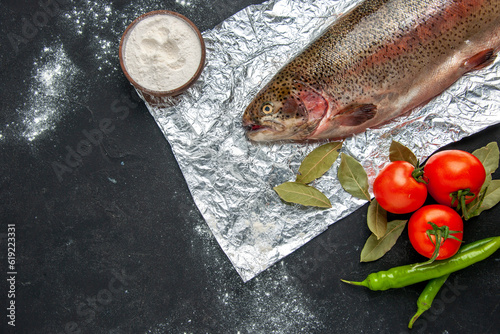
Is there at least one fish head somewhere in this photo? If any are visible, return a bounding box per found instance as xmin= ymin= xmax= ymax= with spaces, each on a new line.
xmin=242 ymin=76 xmax=329 ymax=142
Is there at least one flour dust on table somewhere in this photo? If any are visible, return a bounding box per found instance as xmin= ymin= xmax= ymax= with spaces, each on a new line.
xmin=17 ymin=45 xmax=82 ymax=143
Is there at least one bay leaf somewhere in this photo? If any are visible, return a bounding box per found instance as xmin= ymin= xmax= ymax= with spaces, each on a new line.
xmin=463 ymin=175 xmax=492 ymax=220
xmin=273 ymin=182 xmax=332 ymax=208
xmin=389 ymin=140 xmax=418 ymax=167
xmin=478 ymin=179 xmax=500 ymax=214
xmin=337 ymin=153 xmax=370 ymax=201
xmin=367 ymin=199 xmax=388 ymax=239
xmin=360 ymin=220 xmax=407 ymax=262
xmin=296 ymin=141 xmax=342 ymax=184
xmin=472 ymin=141 xmax=499 ymax=175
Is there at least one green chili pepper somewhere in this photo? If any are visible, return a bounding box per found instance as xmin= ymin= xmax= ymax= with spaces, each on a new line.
xmin=342 ymin=236 xmax=500 ymax=291
xmin=406 ymin=237 xmax=496 ymax=329
xmin=408 ymin=274 xmax=450 ymax=329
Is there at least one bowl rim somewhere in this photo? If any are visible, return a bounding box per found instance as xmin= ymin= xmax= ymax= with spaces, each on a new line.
xmin=118 ymin=10 xmax=206 ymax=97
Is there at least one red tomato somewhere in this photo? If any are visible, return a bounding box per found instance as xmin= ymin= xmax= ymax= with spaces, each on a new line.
xmin=424 ymin=150 xmax=485 ymax=207
xmin=373 ymin=161 xmax=427 ymax=214
xmin=408 ymin=204 xmax=463 ymax=261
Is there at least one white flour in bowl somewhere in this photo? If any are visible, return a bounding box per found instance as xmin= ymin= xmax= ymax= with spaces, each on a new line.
xmin=122 ymin=13 xmax=203 ymax=92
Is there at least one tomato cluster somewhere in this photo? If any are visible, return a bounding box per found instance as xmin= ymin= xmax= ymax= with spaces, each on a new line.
xmin=373 ymin=149 xmax=486 ymax=261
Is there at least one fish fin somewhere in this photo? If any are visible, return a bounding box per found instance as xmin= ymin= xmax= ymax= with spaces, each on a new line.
xmin=463 ymin=49 xmax=496 ymax=71
xmin=336 ymin=104 xmax=377 ymax=126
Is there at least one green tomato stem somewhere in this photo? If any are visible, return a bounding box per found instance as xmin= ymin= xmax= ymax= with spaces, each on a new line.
xmin=461 ymin=193 xmax=468 ymax=220
xmin=413 ymin=221 xmax=462 ymax=268
xmin=451 ymin=188 xmax=476 ymax=219
xmin=411 ymin=166 xmax=427 ymax=184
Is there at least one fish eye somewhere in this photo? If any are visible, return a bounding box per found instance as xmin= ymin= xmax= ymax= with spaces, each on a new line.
xmin=262 ymin=103 xmax=274 ymax=114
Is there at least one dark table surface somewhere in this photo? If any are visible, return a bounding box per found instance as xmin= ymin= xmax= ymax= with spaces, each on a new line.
xmin=1 ymin=1 xmax=499 ymax=333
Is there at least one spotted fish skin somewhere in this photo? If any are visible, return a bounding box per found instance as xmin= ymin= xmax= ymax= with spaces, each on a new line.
xmin=242 ymin=0 xmax=500 ymax=142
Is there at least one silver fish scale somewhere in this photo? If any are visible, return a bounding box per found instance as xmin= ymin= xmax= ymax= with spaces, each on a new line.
xmin=141 ymin=0 xmax=500 ymax=282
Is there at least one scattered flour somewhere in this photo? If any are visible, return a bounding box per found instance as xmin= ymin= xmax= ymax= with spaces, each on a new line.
xmin=175 ymin=0 xmax=194 ymax=6
xmin=122 ymin=13 xmax=203 ymax=92
xmin=20 ymin=45 xmax=81 ymax=142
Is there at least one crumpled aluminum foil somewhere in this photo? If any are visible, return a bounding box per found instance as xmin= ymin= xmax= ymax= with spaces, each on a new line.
xmin=141 ymin=0 xmax=500 ymax=281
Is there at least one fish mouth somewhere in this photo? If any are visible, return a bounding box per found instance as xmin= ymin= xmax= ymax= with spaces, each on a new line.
xmin=243 ymin=119 xmax=285 ymax=137
xmin=245 ymin=124 xmax=268 ymax=132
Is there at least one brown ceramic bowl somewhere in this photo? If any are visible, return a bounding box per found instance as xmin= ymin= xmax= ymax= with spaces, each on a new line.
xmin=119 ymin=10 xmax=206 ymax=106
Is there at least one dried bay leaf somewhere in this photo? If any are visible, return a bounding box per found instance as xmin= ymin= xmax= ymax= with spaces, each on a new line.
xmin=473 ymin=141 xmax=499 ymax=175
xmin=477 ymin=180 xmax=500 ymax=214
xmin=296 ymin=141 xmax=342 ymax=184
xmin=465 ymin=142 xmax=500 ymax=219
xmin=367 ymin=199 xmax=387 ymax=239
xmin=274 ymin=182 xmax=332 ymax=208
xmin=338 ymin=153 xmax=370 ymax=201
xmin=360 ymin=220 xmax=407 ymax=262
xmin=389 ymin=140 xmax=418 ymax=167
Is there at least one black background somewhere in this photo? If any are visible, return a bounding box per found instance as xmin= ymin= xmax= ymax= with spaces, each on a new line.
xmin=1 ymin=0 xmax=499 ymax=333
